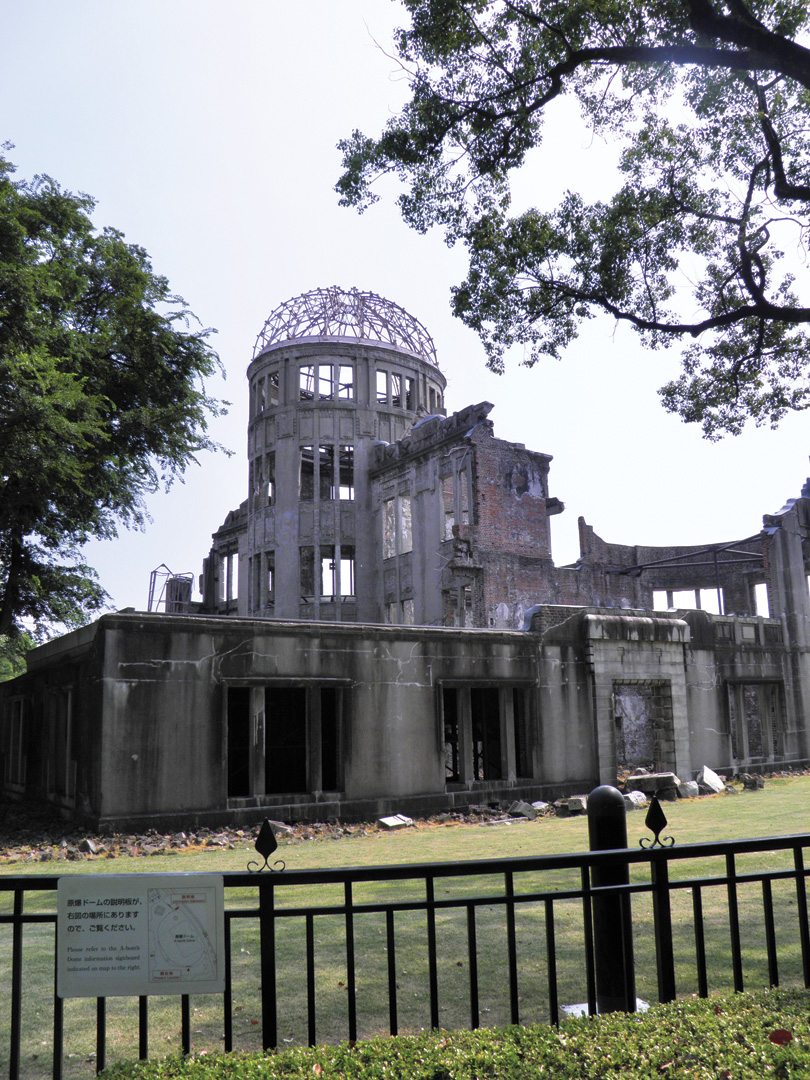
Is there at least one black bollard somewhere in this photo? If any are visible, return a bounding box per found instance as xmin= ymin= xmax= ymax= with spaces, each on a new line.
xmin=587 ymin=785 xmax=636 ymax=1014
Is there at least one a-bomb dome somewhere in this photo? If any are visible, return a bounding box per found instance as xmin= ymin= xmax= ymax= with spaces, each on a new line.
xmin=253 ymin=286 xmax=439 ymax=367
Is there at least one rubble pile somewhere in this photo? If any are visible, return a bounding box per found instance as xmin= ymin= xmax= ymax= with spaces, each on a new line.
xmin=0 ymin=768 xmax=803 ymax=863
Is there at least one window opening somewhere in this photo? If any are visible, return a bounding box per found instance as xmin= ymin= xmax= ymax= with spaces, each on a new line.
xmin=376 ymin=369 xmax=388 ymax=403
xmin=321 ymin=546 xmax=338 ymax=599
xmin=258 ymin=378 xmax=266 ymax=414
xmin=383 ymin=499 xmax=396 ymax=560
xmin=444 ymin=688 xmax=460 ymax=782
xmin=391 ymin=373 xmax=402 ymax=408
xmin=319 ymin=364 xmax=334 ymax=400
xmin=442 ymin=476 xmax=455 ymax=540
xmin=399 ymin=496 xmax=413 ymax=553
xmin=402 ymin=598 xmax=414 ymax=624
xmin=266 ymin=452 xmax=275 ymax=504
xmin=338 ymin=365 xmax=354 ymax=400
xmin=265 ymin=688 xmax=307 ymax=793
xmin=405 ymin=377 xmax=416 ymax=411
xmin=268 ymin=370 xmax=280 ymax=407
xmin=339 ymin=445 xmax=354 ymax=499
xmin=319 ymin=445 xmax=335 ymax=500
xmin=321 ymin=688 xmax=340 ymax=790
xmin=300 ymin=365 xmax=315 ymax=401
xmin=300 ymin=446 xmax=315 ymax=500
xmin=340 ymin=546 xmax=356 ymax=599
xmin=471 ymin=687 xmax=502 ymax=780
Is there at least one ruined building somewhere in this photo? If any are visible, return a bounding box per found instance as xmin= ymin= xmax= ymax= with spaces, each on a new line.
xmin=2 ymin=288 xmax=809 ymax=830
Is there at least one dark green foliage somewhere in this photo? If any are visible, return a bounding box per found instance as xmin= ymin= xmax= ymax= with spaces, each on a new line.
xmin=99 ymin=988 xmax=810 ymax=1078
xmin=0 ymin=631 xmax=33 ymax=681
xmin=337 ymin=2 xmax=810 ymax=437
xmin=0 ymin=149 xmax=227 ymax=640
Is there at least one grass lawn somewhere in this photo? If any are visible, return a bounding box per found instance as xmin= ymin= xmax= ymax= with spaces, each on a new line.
xmin=1 ymin=776 xmax=809 ymax=1079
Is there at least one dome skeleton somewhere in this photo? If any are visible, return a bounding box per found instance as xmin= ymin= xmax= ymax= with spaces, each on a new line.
xmin=253 ymin=286 xmax=439 ymax=367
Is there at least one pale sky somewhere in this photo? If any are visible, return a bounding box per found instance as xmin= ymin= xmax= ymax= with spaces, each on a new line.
xmin=3 ymin=1 xmax=808 ymax=616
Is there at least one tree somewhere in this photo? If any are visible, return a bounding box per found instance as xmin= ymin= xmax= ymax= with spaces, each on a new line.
xmin=337 ymin=1 xmax=810 ymax=437
xmin=0 ymin=150 xmax=226 ymax=641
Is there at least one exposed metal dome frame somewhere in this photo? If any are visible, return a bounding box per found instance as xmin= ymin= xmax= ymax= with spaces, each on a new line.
xmin=253 ymin=286 xmax=439 ymax=367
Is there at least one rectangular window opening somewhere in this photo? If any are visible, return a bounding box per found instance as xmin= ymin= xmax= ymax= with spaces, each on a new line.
xmin=268 ymin=370 xmax=280 ymax=407
xmin=383 ymin=498 xmax=396 ymax=560
xmin=376 ymin=369 xmax=388 ymax=404
xmin=319 ymin=364 xmax=334 ymax=401
xmin=300 ymin=446 xmax=315 ymax=500
xmin=405 ymin=377 xmax=416 ymax=411
xmin=300 ymin=546 xmax=315 ymax=600
xmin=443 ymin=688 xmax=460 ymax=782
xmin=339 ymin=445 xmax=354 ymax=500
xmin=319 ymin=445 xmax=335 ymax=500
xmin=300 ymin=365 xmax=315 ymax=401
xmin=391 ymin=373 xmax=402 ymax=408
xmin=399 ymin=495 xmax=412 ymax=554
xmin=338 ymin=365 xmax=354 ymax=400
xmin=471 ymin=687 xmax=502 ymax=781
xmin=266 ymin=452 xmax=275 ymax=505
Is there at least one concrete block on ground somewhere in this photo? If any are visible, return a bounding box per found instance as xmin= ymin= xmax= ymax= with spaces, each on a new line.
xmin=378 ymin=814 xmax=413 ymax=830
xmin=566 ymin=795 xmax=587 ymax=814
xmin=508 ymin=800 xmax=538 ymax=819
xmin=626 ymin=772 xmax=681 ymax=795
xmin=625 ymin=790 xmax=648 ymax=807
xmin=677 ymin=781 xmax=700 ymax=799
xmin=696 ymin=766 xmax=725 ymax=794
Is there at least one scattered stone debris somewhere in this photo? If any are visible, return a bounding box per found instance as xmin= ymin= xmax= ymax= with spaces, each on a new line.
xmin=0 ymin=769 xmax=800 ymax=862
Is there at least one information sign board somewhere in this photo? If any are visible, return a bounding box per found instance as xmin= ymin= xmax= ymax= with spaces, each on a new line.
xmin=57 ymin=873 xmax=225 ymax=998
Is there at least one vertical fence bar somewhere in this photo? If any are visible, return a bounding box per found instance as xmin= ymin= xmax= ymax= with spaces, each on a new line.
xmin=386 ymin=908 xmax=398 ymax=1036
xmin=52 ymin=952 xmax=63 ymax=1080
xmin=9 ymin=889 xmax=23 ymax=1080
xmin=95 ymin=998 xmax=106 ymax=1075
xmin=223 ymin=914 xmax=233 ymax=1053
xmin=505 ymin=871 xmax=520 ymax=1025
xmin=691 ymin=886 xmax=708 ymax=998
xmin=344 ymin=882 xmax=357 ymax=1043
xmin=545 ymin=898 xmax=559 ymax=1027
xmin=180 ymin=995 xmax=190 ymax=1055
xmin=466 ymin=903 xmax=479 ymax=1030
xmin=306 ymin=914 xmax=316 ymax=1046
xmin=138 ymin=996 xmax=148 ymax=1059
xmin=651 ymin=855 xmax=676 ymax=1003
xmin=762 ymin=878 xmax=779 ymax=988
xmin=725 ymin=853 xmax=744 ymax=992
xmin=426 ymin=876 xmax=439 ymax=1030
xmin=258 ymin=876 xmax=277 ymax=1050
xmin=580 ymin=866 xmax=596 ymax=1016
xmin=793 ymin=847 xmax=810 ymax=987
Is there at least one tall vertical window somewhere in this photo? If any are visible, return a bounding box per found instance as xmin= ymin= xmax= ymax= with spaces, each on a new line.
xmin=266 ymin=451 xmax=275 ymax=505
xmin=391 ymin=373 xmax=402 ymax=407
xmin=383 ymin=499 xmax=396 ymax=559
xmin=376 ymin=369 xmax=388 ymax=403
xmin=339 ymin=445 xmax=354 ymax=499
xmin=300 ymin=446 xmax=315 ymax=500
xmin=341 ymin=546 xmax=356 ymax=598
xmin=405 ymin=377 xmax=416 ymax=410
xmin=300 ymin=365 xmax=315 ymax=401
xmin=319 ymin=364 xmax=334 ymax=400
xmin=337 ymin=365 xmax=354 ymax=400
xmin=268 ymin=370 xmax=280 ymax=407
xmin=399 ymin=496 xmax=412 ymax=553
xmin=318 ymin=445 xmax=334 ymax=500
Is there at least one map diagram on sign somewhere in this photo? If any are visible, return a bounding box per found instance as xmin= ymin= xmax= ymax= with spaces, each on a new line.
xmin=147 ymin=887 xmax=219 ymax=984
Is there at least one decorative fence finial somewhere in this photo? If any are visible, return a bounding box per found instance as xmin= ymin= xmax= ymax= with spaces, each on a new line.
xmin=639 ymin=795 xmax=675 ymax=849
xmin=248 ymin=818 xmax=286 ymax=872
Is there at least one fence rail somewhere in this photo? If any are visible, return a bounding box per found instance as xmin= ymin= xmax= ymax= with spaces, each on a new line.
xmin=1 ymin=832 xmax=810 ymax=1079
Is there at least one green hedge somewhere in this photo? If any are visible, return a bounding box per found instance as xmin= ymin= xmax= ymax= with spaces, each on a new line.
xmin=101 ymin=989 xmax=810 ymax=1080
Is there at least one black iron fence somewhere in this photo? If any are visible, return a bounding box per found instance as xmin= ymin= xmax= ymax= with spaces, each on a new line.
xmin=2 ymin=831 xmax=810 ymax=1078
